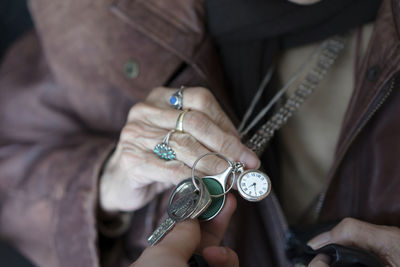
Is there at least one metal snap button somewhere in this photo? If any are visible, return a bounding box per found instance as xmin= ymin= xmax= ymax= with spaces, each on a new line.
xmin=124 ymin=60 xmax=139 ymax=79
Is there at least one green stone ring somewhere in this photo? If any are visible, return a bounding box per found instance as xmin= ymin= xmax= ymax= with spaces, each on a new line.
xmin=154 ymin=130 xmax=176 ymax=161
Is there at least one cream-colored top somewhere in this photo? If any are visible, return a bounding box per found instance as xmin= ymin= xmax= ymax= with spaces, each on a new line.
xmin=278 ymin=24 xmax=373 ymax=225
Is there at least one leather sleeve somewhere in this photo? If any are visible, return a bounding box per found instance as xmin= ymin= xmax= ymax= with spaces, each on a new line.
xmin=0 ymin=31 xmax=116 ymax=267
xmin=0 ymin=0 xmax=227 ymax=266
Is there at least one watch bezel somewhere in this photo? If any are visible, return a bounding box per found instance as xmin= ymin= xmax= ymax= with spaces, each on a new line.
xmin=236 ymin=170 xmax=271 ymax=202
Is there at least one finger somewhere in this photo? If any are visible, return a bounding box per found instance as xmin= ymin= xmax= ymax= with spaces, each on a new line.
xmin=122 ymin=122 xmax=232 ymax=175
xmin=133 ymin=220 xmax=200 ymax=267
xmin=199 ymin=193 xmax=237 ymax=250
xmin=178 ymin=110 xmax=259 ymax=168
xmin=128 ymin=105 xmax=259 ymax=168
xmin=203 ymin=246 xmax=239 ymax=267
xmin=307 ymin=218 xmax=400 ymax=265
xmin=105 ymin=147 xmax=191 ymax=212
xmin=307 ymin=218 xmax=383 ymax=250
xmin=119 ymin=142 xmax=192 ymax=185
xmin=170 ymin=132 xmax=236 ymax=175
xmin=147 ymin=87 xmax=238 ymax=137
xmin=308 ymin=254 xmax=330 ymax=267
xmin=118 ymin=121 xmax=193 ymax=182
xmin=181 ymin=87 xmax=238 ymax=137
xmin=157 ymin=219 xmax=201 ymax=260
xmin=123 ymin=119 xmax=250 ymax=176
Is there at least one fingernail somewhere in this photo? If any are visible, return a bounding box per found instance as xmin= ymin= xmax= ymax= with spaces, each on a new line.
xmin=240 ymin=149 xmax=259 ymax=169
xmin=307 ymin=232 xmax=331 ymax=249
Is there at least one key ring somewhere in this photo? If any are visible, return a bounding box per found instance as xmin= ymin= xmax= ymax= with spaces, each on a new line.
xmin=191 ymin=152 xmax=236 ymax=198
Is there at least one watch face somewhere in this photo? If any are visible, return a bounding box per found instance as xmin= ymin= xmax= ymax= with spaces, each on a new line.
xmin=237 ymin=170 xmax=271 ymax=201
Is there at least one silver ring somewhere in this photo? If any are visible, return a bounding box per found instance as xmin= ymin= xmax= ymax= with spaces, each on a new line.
xmin=191 ymin=152 xmax=235 ymax=197
xmin=169 ymin=86 xmax=185 ymax=110
xmin=154 ymin=130 xmax=176 ymax=160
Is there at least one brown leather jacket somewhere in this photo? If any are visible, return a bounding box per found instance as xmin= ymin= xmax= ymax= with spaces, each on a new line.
xmin=0 ymin=0 xmax=399 ymax=266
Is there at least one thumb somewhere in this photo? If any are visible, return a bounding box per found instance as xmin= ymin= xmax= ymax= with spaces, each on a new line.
xmin=133 ymin=219 xmax=201 ymax=267
xmin=308 ymin=218 xmax=382 ymax=250
xmin=156 ymin=219 xmax=201 ymax=260
xmin=307 ymin=218 xmax=400 ymax=265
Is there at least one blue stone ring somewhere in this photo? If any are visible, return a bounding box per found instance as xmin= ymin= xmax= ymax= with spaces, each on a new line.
xmin=169 ymin=86 xmax=184 ymax=110
xmin=154 ymin=130 xmax=177 ymax=160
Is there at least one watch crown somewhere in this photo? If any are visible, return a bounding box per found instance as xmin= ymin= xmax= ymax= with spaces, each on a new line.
xmin=233 ymin=162 xmax=245 ymax=173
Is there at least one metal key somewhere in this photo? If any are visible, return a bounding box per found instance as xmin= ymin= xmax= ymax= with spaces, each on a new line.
xmin=147 ymin=177 xmax=211 ymax=246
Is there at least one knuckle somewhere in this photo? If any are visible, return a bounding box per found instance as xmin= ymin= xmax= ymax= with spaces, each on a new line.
xmin=334 ymin=217 xmax=359 ymax=240
xmin=210 ymin=158 xmax=230 ymax=173
xmin=127 ymin=103 xmax=144 ymax=121
xmin=341 ymin=217 xmax=358 ymax=228
xmin=192 ymin=87 xmax=215 ymax=109
xmin=151 ymin=86 xmax=166 ymax=95
xmin=120 ymin=124 xmax=140 ymax=142
xmin=186 ymin=111 xmax=211 ymax=132
xmin=120 ymin=126 xmax=135 ymax=142
xmin=214 ymin=110 xmax=229 ymax=124
xmin=119 ymin=124 xmax=153 ymax=150
xmin=146 ymin=86 xmax=166 ymax=101
xmin=192 ymin=86 xmax=211 ymax=95
xmin=219 ymin=134 xmax=241 ymax=155
xmin=127 ymin=102 xmax=155 ymax=121
xmin=173 ymin=133 xmax=199 ymax=151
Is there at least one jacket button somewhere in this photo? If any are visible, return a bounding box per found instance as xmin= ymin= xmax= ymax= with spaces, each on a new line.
xmin=124 ymin=60 xmax=140 ymax=79
xmin=366 ymin=65 xmax=380 ymax=82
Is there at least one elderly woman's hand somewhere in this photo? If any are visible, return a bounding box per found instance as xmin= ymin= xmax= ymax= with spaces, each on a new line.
xmin=308 ymin=218 xmax=400 ymax=266
xmin=99 ymin=86 xmax=259 ymax=212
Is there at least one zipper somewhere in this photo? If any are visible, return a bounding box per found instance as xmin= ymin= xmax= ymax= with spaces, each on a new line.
xmin=315 ymin=76 xmax=396 ymax=218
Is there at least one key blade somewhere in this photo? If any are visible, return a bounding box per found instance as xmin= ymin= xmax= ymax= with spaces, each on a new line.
xmin=147 ymin=217 xmax=175 ymax=246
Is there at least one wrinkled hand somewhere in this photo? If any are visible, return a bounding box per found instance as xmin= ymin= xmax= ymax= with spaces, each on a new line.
xmin=99 ymin=87 xmax=259 ymax=212
xmin=308 ymin=218 xmax=400 ymax=266
xmin=131 ymin=194 xmax=239 ymax=267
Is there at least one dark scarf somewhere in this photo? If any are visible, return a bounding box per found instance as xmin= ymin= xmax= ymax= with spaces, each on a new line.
xmin=0 ymin=0 xmax=32 ymax=60
xmin=206 ymin=0 xmax=382 ymax=118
